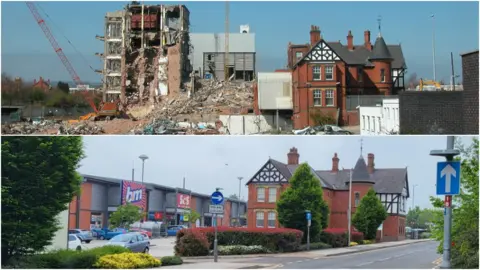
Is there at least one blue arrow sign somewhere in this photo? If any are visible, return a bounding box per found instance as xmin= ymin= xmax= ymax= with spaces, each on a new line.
xmin=306 ymin=212 xmax=312 ymax=221
xmin=436 ymin=161 xmax=461 ymax=195
xmin=211 ymin=191 xmax=224 ymax=205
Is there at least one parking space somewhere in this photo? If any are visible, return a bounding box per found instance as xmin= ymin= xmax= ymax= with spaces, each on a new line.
xmin=81 ymin=237 xmax=176 ymax=257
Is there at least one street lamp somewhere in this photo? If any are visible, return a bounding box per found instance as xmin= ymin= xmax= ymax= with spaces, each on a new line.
xmin=138 ymin=154 xmax=149 ymax=184
xmin=430 ymin=13 xmax=437 ymax=82
xmin=343 ymin=167 xmax=353 ymax=247
xmin=237 ymin=177 xmax=243 ymax=227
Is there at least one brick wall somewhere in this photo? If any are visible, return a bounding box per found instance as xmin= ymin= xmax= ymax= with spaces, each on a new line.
xmin=399 ymin=50 xmax=478 ymax=135
xmin=461 ymin=51 xmax=479 ymax=134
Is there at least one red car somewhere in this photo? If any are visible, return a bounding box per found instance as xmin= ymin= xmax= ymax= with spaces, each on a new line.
xmin=130 ymin=228 xmax=152 ymax=238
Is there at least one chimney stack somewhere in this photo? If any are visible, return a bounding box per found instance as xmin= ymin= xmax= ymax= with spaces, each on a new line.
xmin=364 ymin=30 xmax=372 ymax=51
xmin=287 ymin=147 xmax=299 ymax=165
xmin=332 ymin=153 xmax=339 ymax=172
xmin=33 ymin=79 xmax=37 ymax=84
xmin=347 ymin=30 xmax=354 ymax=50
xmin=367 ymin=153 xmax=375 ymax=174
xmin=310 ymin=25 xmax=321 ymax=46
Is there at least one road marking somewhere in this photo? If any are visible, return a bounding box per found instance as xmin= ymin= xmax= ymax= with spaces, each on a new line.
xmin=295 ymin=260 xmax=304 ymax=263
xmin=286 ymin=262 xmax=293 ymax=264
xmin=377 ymin=257 xmax=391 ymax=262
xmin=356 ymin=261 xmax=374 ymax=267
xmin=314 ymin=257 xmax=323 ymax=260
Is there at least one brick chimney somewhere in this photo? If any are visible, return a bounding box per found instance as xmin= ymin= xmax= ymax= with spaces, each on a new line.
xmin=347 ymin=30 xmax=354 ymax=50
xmin=367 ymin=153 xmax=375 ymax=173
xmin=287 ymin=147 xmax=299 ymax=165
xmin=33 ymin=79 xmax=37 ymax=84
xmin=310 ymin=25 xmax=321 ymax=46
xmin=364 ymin=30 xmax=372 ymax=51
xmin=332 ymin=153 xmax=339 ymax=173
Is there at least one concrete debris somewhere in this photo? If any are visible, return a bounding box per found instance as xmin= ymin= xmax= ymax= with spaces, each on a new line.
xmin=137 ymin=118 xmax=220 ymax=135
xmin=2 ymin=121 xmax=105 ymax=135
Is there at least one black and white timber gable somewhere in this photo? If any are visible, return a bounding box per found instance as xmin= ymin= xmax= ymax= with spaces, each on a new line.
xmin=304 ymin=41 xmax=341 ymax=62
xmin=376 ymin=184 xmax=408 ymax=216
xmin=247 ymin=159 xmax=289 ymax=184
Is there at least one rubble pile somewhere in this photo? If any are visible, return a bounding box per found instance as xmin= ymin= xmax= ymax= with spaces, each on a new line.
xmin=149 ymin=79 xmax=254 ymax=118
xmin=1 ymin=121 xmax=104 ymax=135
xmin=137 ymin=118 xmax=220 ymax=135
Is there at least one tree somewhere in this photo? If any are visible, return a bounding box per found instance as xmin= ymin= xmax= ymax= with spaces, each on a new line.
xmin=407 ymin=206 xmax=440 ymax=230
xmin=109 ymin=203 xmax=145 ymax=229
xmin=429 ymin=138 xmax=478 ymax=269
xmin=185 ymin=210 xmax=201 ymax=227
xmin=1 ymin=137 xmax=84 ymax=264
xmin=352 ymin=188 xmax=388 ymax=240
xmin=57 ymin=81 xmax=70 ymax=94
xmin=276 ymin=163 xmax=329 ymax=242
xmin=29 ymin=89 xmax=46 ymax=103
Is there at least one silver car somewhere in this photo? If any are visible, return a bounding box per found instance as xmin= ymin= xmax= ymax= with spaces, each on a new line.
xmin=106 ymin=232 xmax=150 ymax=253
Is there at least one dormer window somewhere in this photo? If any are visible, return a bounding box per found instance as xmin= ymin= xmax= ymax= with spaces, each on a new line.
xmin=295 ymin=52 xmax=303 ymax=61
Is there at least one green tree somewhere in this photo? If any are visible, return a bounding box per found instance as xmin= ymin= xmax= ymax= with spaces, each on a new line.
xmin=1 ymin=137 xmax=84 ymax=264
xmin=57 ymin=81 xmax=70 ymax=94
xmin=29 ymin=89 xmax=46 ymax=103
xmin=276 ymin=163 xmax=329 ymax=242
xmin=352 ymin=188 xmax=388 ymax=240
xmin=429 ymin=138 xmax=478 ymax=269
xmin=407 ymin=206 xmax=440 ymax=230
xmin=109 ymin=203 xmax=145 ymax=229
xmin=185 ymin=210 xmax=201 ymax=226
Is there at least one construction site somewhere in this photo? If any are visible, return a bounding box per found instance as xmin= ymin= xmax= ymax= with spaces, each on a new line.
xmin=2 ymin=1 xmax=255 ymax=135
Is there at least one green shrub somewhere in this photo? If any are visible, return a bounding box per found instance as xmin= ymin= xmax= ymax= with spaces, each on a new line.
xmin=217 ymin=245 xmax=270 ymax=255
xmin=319 ymin=230 xmax=348 ymax=248
xmin=420 ymin=232 xmax=432 ymax=239
xmin=161 ymin=256 xmax=183 ymax=266
xmin=362 ymin=239 xmax=375 ymax=245
xmin=298 ymin=242 xmax=331 ymax=251
xmin=94 ymin=253 xmax=161 ymax=269
xmin=174 ymin=230 xmax=210 ymax=257
xmin=176 ymin=227 xmax=303 ymax=255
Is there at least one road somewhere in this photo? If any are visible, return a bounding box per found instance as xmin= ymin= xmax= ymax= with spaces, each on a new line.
xmin=227 ymin=241 xmax=440 ymax=269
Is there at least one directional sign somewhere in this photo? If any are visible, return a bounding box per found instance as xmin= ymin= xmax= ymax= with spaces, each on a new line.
xmin=306 ymin=212 xmax=312 ymax=221
xmin=209 ymin=204 xmax=224 ymax=214
xmin=436 ymin=161 xmax=461 ymax=195
xmin=211 ymin=191 xmax=224 ymax=205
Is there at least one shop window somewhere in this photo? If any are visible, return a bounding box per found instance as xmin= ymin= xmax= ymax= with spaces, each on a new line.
xmin=256 ymin=212 xmax=264 ymax=228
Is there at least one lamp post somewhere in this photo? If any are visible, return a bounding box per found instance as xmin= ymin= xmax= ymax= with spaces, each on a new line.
xmin=430 ymin=14 xmax=437 ymax=82
xmin=139 ymin=154 xmax=149 ymax=184
xmin=343 ymin=167 xmax=353 ymax=246
xmin=237 ymin=177 xmax=243 ymax=227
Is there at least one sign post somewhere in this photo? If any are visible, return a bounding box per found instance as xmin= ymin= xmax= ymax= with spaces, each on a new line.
xmin=211 ymin=188 xmax=224 ymax=263
xmin=305 ymin=210 xmax=311 ymax=251
xmin=430 ymin=136 xmax=460 ymax=269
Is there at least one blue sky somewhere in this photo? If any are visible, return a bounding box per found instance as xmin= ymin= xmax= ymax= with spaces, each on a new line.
xmin=1 ymin=1 xmax=479 ymax=83
xmin=79 ymin=135 xmax=475 ymax=210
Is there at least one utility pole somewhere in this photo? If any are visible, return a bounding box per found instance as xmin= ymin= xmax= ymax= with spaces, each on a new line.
xmin=430 ymin=136 xmax=460 ymax=269
xmin=139 ymin=154 xmax=149 ymax=184
xmin=431 ymin=14 xmax=437 ymax=82
xmin=347 ymin=168 xmax=353 ymax=246
xmin=450 ymin=52 xmax=456 ymax=91
xmin=237 ymin=177 xmax=243 ymax=227
xmin=224 ymin=0 xmax=229 ymax=81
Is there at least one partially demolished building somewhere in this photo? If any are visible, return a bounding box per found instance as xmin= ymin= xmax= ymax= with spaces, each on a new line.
xmin=97 ymin=2 xmax=191 ymax=103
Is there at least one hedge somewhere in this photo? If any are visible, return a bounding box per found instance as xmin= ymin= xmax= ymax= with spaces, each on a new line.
xmin=94 ymin=253 xmax=161 ymax=269
xmin=161 ymin=256 xmax=184 ymax=266
xmin=320 ymin=228 xmax=364 ymax=248
xmin=217 ymin=245 xmax=270 ymax=255
xmin=175 ymin=227 xmax=303 ymax=256
xmin=298 ymin=242 xmax=332 ymax=251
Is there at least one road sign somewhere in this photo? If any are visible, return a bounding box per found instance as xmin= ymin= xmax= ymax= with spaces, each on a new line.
xmin=209 ymin=204 xmax=224 ymax=214
xmin=436 ymin=161 xmax=461 ymax=195
xmin=211 ymin=191 xmax=224 ymax=205
xmin=306 ymin=212 xmax=311 ymax=221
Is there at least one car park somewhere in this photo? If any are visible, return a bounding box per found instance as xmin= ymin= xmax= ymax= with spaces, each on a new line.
xmin=68 ymin=234 xmax=83 ymax=251
xmin=167 ymin=225 xmax=188 ymax=236
xmin=68 ymin=229 xmax=94 ymax=243
xmin=106 ymin=232 xmax=150 ymax=253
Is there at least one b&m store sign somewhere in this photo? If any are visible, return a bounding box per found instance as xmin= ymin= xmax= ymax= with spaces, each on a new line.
xmin=121 ymin=181 xmax=146 ymax=210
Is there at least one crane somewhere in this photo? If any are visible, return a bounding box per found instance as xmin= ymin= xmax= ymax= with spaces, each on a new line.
xmin=224 ymin=0 xmax=229 ymax=81
xmin=26 ymin=1 xmax=99 ymax=113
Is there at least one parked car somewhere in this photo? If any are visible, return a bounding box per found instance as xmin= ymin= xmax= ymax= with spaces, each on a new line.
xmin=130 ymin=228 xmax=152 ymax=238
xmin=96 ymin=228 xmax=127 ymax=240
xmin=106 ymin=232 xmax=150 ymax=253
xmin=68 ymin=234 xmax=83 ymax=251
xmin=68 ymin=229 xmax=94 ymax=243
xmin=167 ymin=225 xmax=188 ymax=236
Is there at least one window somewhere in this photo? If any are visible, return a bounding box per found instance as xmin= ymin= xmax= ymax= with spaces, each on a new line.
xmin=362 ymin=116 xmax=366 ymax=130
xmin=325 ymin=89 xmax=334 ymax=106
xmin=256 ymin=212 xmax=264 ymax=227
xmin=354 ymin=192 xmax=360 ymax=207
xmin=367 ymin=116 xmax=371 ymax=131
xmin=68 ymin=235 xmax=76 ymax=241
xmin=312 ymin=66 xmax=321 ymax=80
xmin=380 ymin=68 xmax=386 ymax=82
xmin=313 ymin=89 xmax=322 ymax=106
xmin=268 ymin=188 xmax=277 ymax=203
xmin=325 ymin=66 xmax=334 ymax=80
xmin=358 ymin=67 xmax=364 ymax=82
xmin=377 ymin=117 xmax=381 ymax=133
xmin=295 ymin=52 xmax=303 ymax=61
xmin=257 ymin=187 xmax=265 ymax=202
xmin=372 ymin=117 xmax=376 ymax=132
xmin=403 ymin=196 xmax=406 ymax=212
xmin=267 ymin=212 xmax=276 ymax=228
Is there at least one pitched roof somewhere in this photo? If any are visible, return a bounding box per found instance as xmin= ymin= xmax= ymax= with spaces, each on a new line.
xmin=246 ymin=156 xmax=408 ymax=195
xmin=294 ymin=38 xmax=406 ymax=69
xmin=370 ymin=35 xmax=393 ymax=60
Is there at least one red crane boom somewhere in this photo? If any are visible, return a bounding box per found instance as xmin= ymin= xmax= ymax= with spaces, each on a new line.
xmin=26 ymin=1 xmax=98 ymax=113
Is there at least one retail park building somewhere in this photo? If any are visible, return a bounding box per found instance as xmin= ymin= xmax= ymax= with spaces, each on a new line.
xmin=68 ymin=175 xmax=247 ymax=230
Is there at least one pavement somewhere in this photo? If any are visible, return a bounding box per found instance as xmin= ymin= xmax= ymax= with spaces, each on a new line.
xmin=163 ymin=239 xmax=440 ymax=269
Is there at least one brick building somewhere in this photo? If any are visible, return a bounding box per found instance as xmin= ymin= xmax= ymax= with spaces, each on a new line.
xmin=287 ymin=26 xmax=406 ymax=128
xmin=246 ymin=147 xmax=409 ymax=242
xmin=32 ymin=76 xmax=51 ymax=92
xmin=69 ymin=174 xmax=247 ymax=230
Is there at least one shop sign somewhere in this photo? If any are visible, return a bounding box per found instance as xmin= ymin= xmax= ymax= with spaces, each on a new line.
xmin=177 ymin=193 xmax=191 ymax=209
xmin=154 ymin=212 xmax=162 ymax=220
xmin=121 ymin=181 xmax=147 ymax=210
